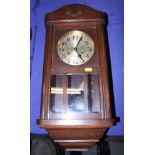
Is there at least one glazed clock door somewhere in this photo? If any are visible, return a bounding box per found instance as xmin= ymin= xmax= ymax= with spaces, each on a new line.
xmin=50 ymin=73 xmax=101 ymax=115
xmin=49 ymin=25 xmax=102 ymax=119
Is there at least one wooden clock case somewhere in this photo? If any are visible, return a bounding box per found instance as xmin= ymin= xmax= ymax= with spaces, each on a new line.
xmin=37 ymin=4 xmax=116 ymax=151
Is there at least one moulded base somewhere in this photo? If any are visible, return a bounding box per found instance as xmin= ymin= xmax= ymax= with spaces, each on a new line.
xmin=37 ymin=118 xmax=116 ymax=151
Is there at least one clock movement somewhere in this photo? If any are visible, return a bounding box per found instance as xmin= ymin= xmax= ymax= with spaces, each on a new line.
xmin=37 ymin=4 xmax=117 ymax=151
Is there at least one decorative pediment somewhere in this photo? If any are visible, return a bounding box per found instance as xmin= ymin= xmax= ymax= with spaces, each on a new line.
xmin=45 ymin=4 xmax=106 ymax=22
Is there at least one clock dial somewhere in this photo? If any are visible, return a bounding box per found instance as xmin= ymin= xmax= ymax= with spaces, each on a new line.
xmin=57 ymin=30 xmax=95 ymax=65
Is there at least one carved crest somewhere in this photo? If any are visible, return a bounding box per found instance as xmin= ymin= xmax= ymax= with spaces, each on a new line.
xmin=64 ymin=6 xmax=83 ymax=17
xmin=45 ymin=4 xmax=106 ymax=23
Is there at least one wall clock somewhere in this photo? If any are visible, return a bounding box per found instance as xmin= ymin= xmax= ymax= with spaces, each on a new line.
xmin=37 ymin=4 xmax=117 ymax=151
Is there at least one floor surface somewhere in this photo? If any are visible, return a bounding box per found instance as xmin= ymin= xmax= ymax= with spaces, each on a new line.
xmin=65 ymin=141 xmax=124 ymax=155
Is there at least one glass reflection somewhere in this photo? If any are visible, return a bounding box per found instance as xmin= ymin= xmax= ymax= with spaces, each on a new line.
xmin=50 ymin=74 xmax=101 ymax=113
xmin=68 ymin=75 xmax=84 ymax=112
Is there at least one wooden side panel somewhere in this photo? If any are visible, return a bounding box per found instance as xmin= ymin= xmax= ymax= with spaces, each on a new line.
xmin=41 ymin=26 xmax=53 ymax=119
xmin=96 ymin=21 xmax=112 ymax=119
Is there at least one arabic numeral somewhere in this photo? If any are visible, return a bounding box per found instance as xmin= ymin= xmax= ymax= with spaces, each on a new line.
xmin=85 ymin=41 xmax=89 ymax=45
xmin=59 ymin=48 xmax=64 ymax=52
xmin=62 ymin=42 xmax=67 ymax=46
xmin=67 ymin=37 xmax=70 ymax=42
xmin=62 ymin=54 xmax=66 ymax=59
xmin=86 ymin=54 xmax=90 ymax=58
xmin=73 ymin=35 xmax=78 ymax=40
xmin=87 ymin=47 xmax=92 ymax=51
xmin=67 ymin=58 xmax=70 ymax=63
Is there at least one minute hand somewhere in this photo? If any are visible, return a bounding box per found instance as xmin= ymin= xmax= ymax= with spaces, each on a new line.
xmin=75 ymin=35 xmax=83 ymax=49
xmin=74 ymin=35 xmax=84 ymax=61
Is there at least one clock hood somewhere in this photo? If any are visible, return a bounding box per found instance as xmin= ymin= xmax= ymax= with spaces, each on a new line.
xmin=45 ymin=4 xmax=107 ymax=25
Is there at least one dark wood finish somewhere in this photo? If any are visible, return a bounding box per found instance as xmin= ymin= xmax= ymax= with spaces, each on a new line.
xmin=37 ymin=4 xmax=116 ymax=150
xmin=40 ymin=26 xmax=54 ymax=120
xmin=49 ymin=113 xmax=102 ymax=120
xmin=96 ymin=21 xmax=112 ymax=118
xmin=37 ymin=119 xmax=115 ymax=128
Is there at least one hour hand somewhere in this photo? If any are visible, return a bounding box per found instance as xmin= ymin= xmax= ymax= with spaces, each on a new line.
xmin=77 ymin=53 xmax=84 ymax=61
xmin=74 ymin=48 xmax=84 ymax=61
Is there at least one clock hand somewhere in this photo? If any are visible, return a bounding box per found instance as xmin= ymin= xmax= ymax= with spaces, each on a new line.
xmin=78 ymin=52 xmax=84 ymax=61
xmin=74 ymin=35 xmax=83 ymax=50
xmin=74 ymin=48 xmax=84 ymax=61
xmin=73 ymin=35 xmax=84 ymax=61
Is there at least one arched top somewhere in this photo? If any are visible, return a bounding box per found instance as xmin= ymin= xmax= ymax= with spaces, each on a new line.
xmin=45 ymin=4 xmax=106 ymax=22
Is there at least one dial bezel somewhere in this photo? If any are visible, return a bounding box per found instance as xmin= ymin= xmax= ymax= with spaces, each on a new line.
xmin=57 ymin=30 xmax=95 ymax=66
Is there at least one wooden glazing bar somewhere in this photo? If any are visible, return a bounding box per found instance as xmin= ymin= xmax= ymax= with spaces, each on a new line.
xmin=54 ymin=75 xmax=63 ymax=112
xmin=84 ymin=74 xmax=88 ymax=112
xmin=92 ymin=74 xmax=101 ymax=112
xmin=63 ymin=75 xmax=68 ymax=113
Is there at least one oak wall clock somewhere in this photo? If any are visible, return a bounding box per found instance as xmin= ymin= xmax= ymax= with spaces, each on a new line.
xmin=37 ymin=4 xmax=116 ymax=151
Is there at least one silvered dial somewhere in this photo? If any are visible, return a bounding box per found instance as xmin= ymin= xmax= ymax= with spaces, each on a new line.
xmin=57 ymin=30 xmax=95 ymax=66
